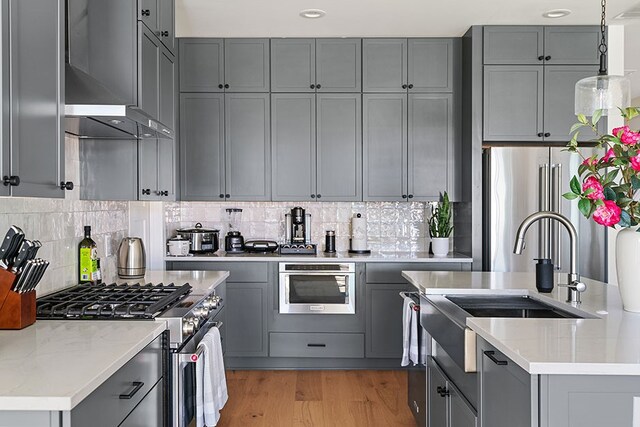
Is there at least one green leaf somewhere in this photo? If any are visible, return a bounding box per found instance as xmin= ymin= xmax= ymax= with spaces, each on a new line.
xmin=592 ymin=109 xmax=604 ymax=126
xmin=577 ymin=164 xmax=588 ymax=176
xmin=623 ymin=107 xmax=640 ymax=121
xmin=563 ymin=192 xmax=579 ymax=200
xmin=570 ymin=176 xmax=581 ymax=195
xmin=604 ymin=169 xmax=619 ymax=184
xmin=632 ymin=175 xmax=640 ymax=191
xmin=620 ymin=210 xmax=632 ymax=228
xmin=570 ymin=123 xmax=586 ymax=134
xmin=577 ymin=114 xmax=588 ymax=125
xmin=604 ymin=186 xmax=616 ymax=201
xmin=583 ymin=188 xmax=595 ymax=196
xmin=578 ymin=198 xmax=591 ymax=218
xmin=618 ymin=197 xmax=633 ymax=208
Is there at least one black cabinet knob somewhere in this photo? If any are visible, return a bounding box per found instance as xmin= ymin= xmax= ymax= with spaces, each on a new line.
xmin=218 ymin=84 xmax=224 ymax=89
xmin=544 ymin=132 xmax=551 ymax=138
xmin=310 ymin=84 xmax=315 ymax=89
xmin=408 ymin=84 xmax=414 ymax=89
xmin=160 ymin=30 xmax=169 ymax=37
xmin=316 ymin=194 xmax=321 ymax=199
xmin=402 ymin=84 xmax=407 ymax=89
xmin=2 ymin=175 xmax=20 ymax=187
xmin=160 ymin=190 xmax=169 ymax=196
xmin=225 ymin=194 xmax=230 ymax=198
xmin=408 ymin=194 xmax=414 ymax=199
xmin=310 ymin=194 xmax=316 ymax=199
xmin=141 ymin=9 xmax=150 ymax=16
xmin=436 ymin=386 xmax=450 ymax=397
xmin=545 ymin=55 xmax=551 ymax=61
xmin=316 ymin=84 xmax=321 ymax=89
xmin=142 ymin=189 xmax=151 ymax=196
xmin=59 ymin=181 xmax=74 ymax=191
xmin=537 ymin=132 xmax=544 ymax=137
xmin=224 ymin=84 xmax=229 ymax=89
xmin=219 ymin=194 xmax=225 ymax=199
xmin=538 ymin=55 xmax=544 ymax=61
xmin=402 ymin=194 xmax=407 ymax=199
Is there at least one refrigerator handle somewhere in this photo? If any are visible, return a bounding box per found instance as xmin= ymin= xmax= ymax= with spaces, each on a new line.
xmin=551 ymin=164 xmax=562 ymax=270
xmin=539 ymin=165 xmax=550 ymax=259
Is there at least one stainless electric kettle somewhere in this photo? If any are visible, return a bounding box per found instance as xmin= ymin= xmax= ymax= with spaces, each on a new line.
xmin=117 ymin=237 xmax=146 ymax=279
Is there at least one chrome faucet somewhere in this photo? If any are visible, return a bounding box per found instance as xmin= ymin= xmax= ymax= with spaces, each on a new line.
xmin=513 ymin=211 xmax=586 ymax=304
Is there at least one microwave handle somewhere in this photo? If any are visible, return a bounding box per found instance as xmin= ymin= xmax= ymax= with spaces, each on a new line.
xmin=179 ymin=321 xmax=223 ymax=364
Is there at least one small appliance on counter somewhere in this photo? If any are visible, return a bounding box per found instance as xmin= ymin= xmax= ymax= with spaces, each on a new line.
xmin=324 ymin=230 xmax=336 ymax=254
xmin=281 ymin=207 xmax=316 ymax=255
xmin=117 ymin=237 xmax=146 ymax=279
xmin=349 ymin=213 xmax=370 ymax=254
xmin=167 ymin=236 xmax=190 ymax=256
xmin=176 ymin=223 xmax=219 ymax=254
xmin=244 ymin=240 xmax=279 ymax=253
xmin=224 ymin=208 xmax=245 ymax=253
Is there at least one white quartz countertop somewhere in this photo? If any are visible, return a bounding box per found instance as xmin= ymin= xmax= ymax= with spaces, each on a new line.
xmin=0 ymin=321 xmax=166 ymax=411
xmin=165 ymin=251 xmax=473 ymax=263
xmin=402 ymin=271 xmax=640 ymax=376
xmin=114 ymin=270 xmax=229 ymax=295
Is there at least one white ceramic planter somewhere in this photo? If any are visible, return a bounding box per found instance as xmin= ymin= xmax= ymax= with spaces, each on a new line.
xmin=616 ymin=228 xmax=640 ymax=312
xmin=431 ymin=237 xmax=450 ymax=257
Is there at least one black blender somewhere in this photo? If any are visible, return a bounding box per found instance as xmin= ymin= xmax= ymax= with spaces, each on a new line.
xmin=224 ymin=208 xmax=245 ymax=253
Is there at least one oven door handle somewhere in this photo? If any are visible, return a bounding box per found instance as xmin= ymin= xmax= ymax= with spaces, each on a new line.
xmin=178 ymin=321 xmax=223 ymax=364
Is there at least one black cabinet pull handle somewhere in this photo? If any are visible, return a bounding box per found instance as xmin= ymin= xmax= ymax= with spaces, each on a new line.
xmin=310 ymin=194 xmax=316 ymax=199
xmin=307 ymin=343 xmax=326 ymax=347
xmin=310 ymin=84 xmax=315 ymax=89
xmin=142 ymin=189 xmax=151 ymax=195
xmin=544 ymin=132 xmax=551 ymax=138
xmin=408 ymin=84 xmax=414 ymax=89
xmin=119 ymin=381 xmax=144 ymax=399
xmin=537 ymin=132 xmax=543 ymax=137
xmin=60 ymin=181 xmax=74 ymax=191
xmin=219 ymin=194 xmax=225 ymax=199
xmin=316 ymin=84 xmax=321 ymax=89
xmin=3 ymin=175 xmax=20 ymax=186
xmin=218 ymin=84 xmax=224 ymax=89
xmin=160 ymin=30 xmax=169 ymax=37
xmin=538 ymin=55 xmax=544 ymax=61
xmin=484 ymin=350 xmax=508 ymax=365
xmin=436 ymin=386 xmax=449 ymax=397
xmin=402 ymin=84 xmax=407 ymax=89
xmin=141 ymin=9 xmax=150 ymax=16
xmin=402 ymin=194 xmax=407 ymax=199
xmin=545 ymin=55 xmax=551 ymax=61
xmin=225 ymin=194 xmax=230 ymax=198
xmin=224 ymin=84 xmax=229 ymax=89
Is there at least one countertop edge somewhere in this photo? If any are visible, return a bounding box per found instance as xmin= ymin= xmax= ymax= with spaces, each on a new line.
xmin=164 ymin=253 xmax=473 ymax=263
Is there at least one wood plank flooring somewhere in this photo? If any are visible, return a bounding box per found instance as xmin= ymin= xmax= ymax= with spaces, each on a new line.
xmin=216 ymin=370 xmax=416 ymax=427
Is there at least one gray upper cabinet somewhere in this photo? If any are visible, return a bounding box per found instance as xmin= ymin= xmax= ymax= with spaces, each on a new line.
xmin=139 ymin=24 xmax=160 ymax=120
xmin=224 ymin=93 xmax=270 ymax=201
xmin=362 ymin=39 xmax=407 ymax=92
xmin=138 ymin=0 xmax=174 ymax=53
xmin=483 ymin=65 xmax=544 ymax=141
xmin=179 ymin=39 xmax=224 ymax=92
xmin=271 ymin=39 xmax=316 ymax=92
xmin=271 ymin=39 xmax=362 ymax=93
xmin=138 ymin=0 xmax=158 ymax=34
xmin=180 ymin=93 xmax=225 ymax=200
xmin=1 ymin=0 xmax=65 ymax=198
xmin=271 ymin=93 xmax=316 ymax=200
xmin=179 ymin=38 xmax=269 ymax=92
xmin=180 ymin=93 xmax=270 ymax=201
xmin=159 ymin=46 xmax=176 ymax=129
xmin=271 ymin=93 xmax=361 ymax=202
xmin=484 ymin=25 xmax=599 ymax=65
xmin=408 ymin=39 xmax=455 ymax=92
xmin=139 ymin=137 xmax=175 ymax=201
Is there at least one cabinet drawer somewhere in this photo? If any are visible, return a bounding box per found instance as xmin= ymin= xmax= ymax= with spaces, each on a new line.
xmin=118 ymin=379 xmax=163 ymax=427
xmin=365 ymin=263 xmax=462 ymax=283
xmin=270 ymin=332 xmax=364 ymax=358
xmin=71 ymin=335 xmax=163 ymax=427
xmin=168 ymin=261 xmax=269 ymax=282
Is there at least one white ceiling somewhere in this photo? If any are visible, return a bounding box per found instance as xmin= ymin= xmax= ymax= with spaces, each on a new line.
xmin=176 ymin=0 xmax=640 ymax=96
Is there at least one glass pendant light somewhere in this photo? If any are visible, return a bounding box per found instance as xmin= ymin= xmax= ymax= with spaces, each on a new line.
xmin=574 ymin=0 xmax=630 ymax=116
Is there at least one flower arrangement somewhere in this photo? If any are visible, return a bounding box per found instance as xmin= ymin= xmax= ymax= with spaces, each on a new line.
xmin=563 ymin=107 xmax=640 ymax=228
xmin=428 ymin=191 xmax=453 ymax=238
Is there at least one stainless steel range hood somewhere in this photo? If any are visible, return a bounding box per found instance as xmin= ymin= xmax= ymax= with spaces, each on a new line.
xmin=65 ymin=64 xmax=173 ymax=140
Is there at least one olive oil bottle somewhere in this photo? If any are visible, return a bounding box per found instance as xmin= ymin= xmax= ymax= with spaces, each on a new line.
xmin=79 ymin=226 xmax=98 ymax=284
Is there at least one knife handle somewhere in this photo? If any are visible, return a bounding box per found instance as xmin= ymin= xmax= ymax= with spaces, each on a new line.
xmin=12 ymin=240 xmax=33 ymax=272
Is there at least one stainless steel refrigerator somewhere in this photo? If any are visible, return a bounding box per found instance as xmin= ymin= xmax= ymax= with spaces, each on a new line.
xmin=483 ymin=146 xmax=607 ymax=282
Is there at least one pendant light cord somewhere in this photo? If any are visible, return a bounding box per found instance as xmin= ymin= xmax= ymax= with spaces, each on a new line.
xmin=598 ymin=0 xmax=608 ymax=75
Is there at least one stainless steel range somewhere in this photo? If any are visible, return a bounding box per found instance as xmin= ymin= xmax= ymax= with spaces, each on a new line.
xmin=36 ymin=282 xmax=224 ymax=427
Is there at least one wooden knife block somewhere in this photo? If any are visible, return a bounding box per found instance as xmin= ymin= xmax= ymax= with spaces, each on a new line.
xmin=0 ymin=268 xmax=36 ymax=330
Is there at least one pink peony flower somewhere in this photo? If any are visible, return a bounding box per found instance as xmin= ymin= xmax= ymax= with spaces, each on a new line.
xmin=582 ymin=176 xmax=605 ymax=200
xmin=612 ymin=126 xmax=630 ymax=137
xmin=601 ymin=148 xmax=616 ymax=162
xmin=592 ymin=200 xmax=621 ymax=227
xmin=631 ymin=154 xmax=640 ymax=172
xmin=621 ymin=130 xmax=640 ymax=145
xmin=582 ymin=156 xmax=598 ymax=167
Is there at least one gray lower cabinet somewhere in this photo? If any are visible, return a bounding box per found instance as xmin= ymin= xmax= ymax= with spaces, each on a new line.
xmin=363 ymin=93 xmax=456 ymax=201
xmin=1 ymin=0 xmax=65 ymax=198
xmin=429 ymin=358 xmax=477 ymax=427
xmin=365 ymin=282 xmax=411 ymax=358
xmin=220 ymin=282 xmax=268 ymax=357
xmin=180 ymin=93 xmax=270 ymax=201
xmin=118 ymin=380 xmax=163 ymax=427
xmin=179 ymin=38 xmax=269 ymax=92
xmin=270 ymin=332 xmax=364 ymax=358
xmin=271 ymin=93 xmax=361 ymax=201
xmin=450 ymin=386 xmax=477 ymax=427
xmin=139 ymin=137 xmax=176 ymax=200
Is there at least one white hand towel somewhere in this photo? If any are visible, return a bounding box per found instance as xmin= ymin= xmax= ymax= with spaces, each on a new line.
xmin=401 ymin=297 xmax=414 ymax=366
xmin=409 ymin=302 xmax=419 ymax=365
xmin=196 ymin=325 xmax=228 ymax=427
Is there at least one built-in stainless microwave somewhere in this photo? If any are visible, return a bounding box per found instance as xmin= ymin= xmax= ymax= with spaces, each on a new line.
xmin=279 ymin=263 xmax=356 ymax=314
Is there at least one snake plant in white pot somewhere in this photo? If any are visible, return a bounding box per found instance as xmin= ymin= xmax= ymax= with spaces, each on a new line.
xmin=428 ymin=192 xmax=453 ymax=257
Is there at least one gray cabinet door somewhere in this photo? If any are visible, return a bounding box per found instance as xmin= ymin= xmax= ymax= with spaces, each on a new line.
xmin=224 ymin=39 xmax=270 ymax=92
xmin=271 ymin=93 xmax=316 ymax=201
xmin=408 ymin=94 xmax=453 ymax=201
xmin=139 ymin=24 xmax=160 ymax=120
xmin=544 ymin=66 xmax=601 ymax=142
xmin=224 ymin=93 xmax=271 ymax=201
xmin=139 ymin=0 xmax=159 ymax=34
xmin=544 ymin=26 xmax=600 ymax=65
xmin=483 ymin=26 xmax=544 ymax=65
xmin=363 ymin=94 xmax=407 ymax=201
xmin=362 ymin=39 xmax=407 ymax=92
xmin=119 ymin=380 xmax=163 ymax=427
xmin=157 ymin=137 xmax=176 ymax=200
xmin=428 ymin=362 xmax=448 ymax=427
xmin=225 ymin=282 xmax=269 ymax=357
xmin=408 ymin=39 xmax=454 ymax=92
xmin=316 ymin=38 xmax=362 ymax=92
xmin=179 ymin=39 xmax=224 ymax=92
xmin=138 ymin=139 xmax=159 ymax=200
xmin=158 ymin=0 xmax=174 ymax=53
xmin=158 ymin=45 xmax=175 ymax=129
xmin=8 ymin=0 xmax=65 ymax=198
xmin=365 ymin=283 xmax=410 ymax=358
xmin=449 ymin=387 xmax=477 ymax=427
xmin=316 ymin=94 xmax=362 ymax=201
xmin=0 ymin=0 xmax=8 ymax=197
xmin=483 ymin=65 xmax=544 ymax=141
xmin=271 ymin=39 xmax=315 ymax=92
xmin=179 ymin=93 xmax=225 ymax=200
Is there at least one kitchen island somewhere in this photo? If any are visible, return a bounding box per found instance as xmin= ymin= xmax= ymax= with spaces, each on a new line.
xmin=404 ymin=271 xmax=640 ymax=427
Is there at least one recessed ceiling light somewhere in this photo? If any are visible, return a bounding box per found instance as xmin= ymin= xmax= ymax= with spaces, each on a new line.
xmin=542 ymin=9 xmax=572 ymax=18
xmin=300 ymin=9 xmax=326 ymax=19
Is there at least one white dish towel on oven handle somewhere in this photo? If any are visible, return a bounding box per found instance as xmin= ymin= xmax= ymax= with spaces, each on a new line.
xmin=401 ymin=296 xmax=419 ymax=366
xmin=196 ymin=326 xmax=228 ymax=427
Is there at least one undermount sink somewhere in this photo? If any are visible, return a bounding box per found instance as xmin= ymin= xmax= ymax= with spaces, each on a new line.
xmin=445 ymin=295 xmax=584 ymax=319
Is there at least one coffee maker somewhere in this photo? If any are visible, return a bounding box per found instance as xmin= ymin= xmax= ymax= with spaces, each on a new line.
xmin=282 ymin=207 xmax=316 ymax=255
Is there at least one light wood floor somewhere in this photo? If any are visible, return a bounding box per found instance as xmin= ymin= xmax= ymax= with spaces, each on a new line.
xmin=216 ymin=370 xmax=416 ymax=427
